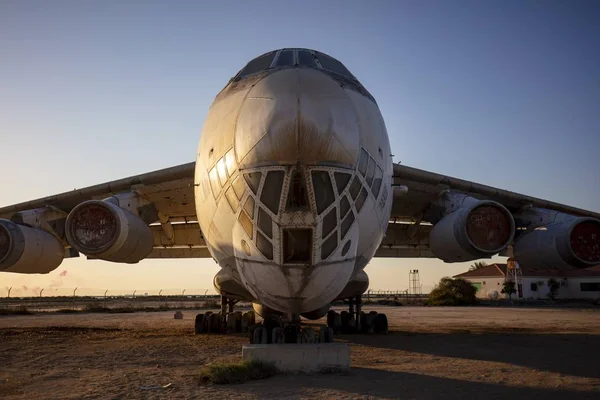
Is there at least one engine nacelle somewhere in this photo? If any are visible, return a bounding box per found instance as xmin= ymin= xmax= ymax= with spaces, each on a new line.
xmin=514 ymin=217 xmax=600 ymax=270
xmin=429 ymin=201 xmax=516 ymax=262
xmin=65 ymin=200 xmax=153 ymax=263
xmin=0 ymin=219 xmax=64 ymax=274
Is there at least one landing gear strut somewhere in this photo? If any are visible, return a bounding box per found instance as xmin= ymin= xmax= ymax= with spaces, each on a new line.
xmin=327 ymin=295 xmax=388 ymax=334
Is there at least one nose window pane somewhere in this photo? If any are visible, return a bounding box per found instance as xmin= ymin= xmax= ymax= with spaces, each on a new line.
xmin=257 ymin=207 xmax=273 ymax=239
xmin=298 ymin=50 xmax=317 ymax=67
xmin=311 ymin=171 xmax=335 ymax=214
xmin=340 ymin=195 xmax=350 ymax=218
xmin=334 ymin=172 xmax=352 ymax=195
xmin=358 ymin=149 xmax=368 ymax=177
xmin=316 ymin=52 xmax=353 ymax=79
xmin=244 ymin=196 xmax=255 ymax=219
xmin=365 ymin=157 xmax=376 ymax=187
xmin=261 ymin=171 xmax=285 ymax=215
xmin=286 ymin=170 xmax=309 ymax=211
xmin=225 ymin=188 xmax=239 ymax=212
xmin=244 ymin=172 xmax=262 ymax=195
xmin=321 ymin=232 xmax=338 ymax=260
xmin=341 ymin=211 xmax=355 ymax=239
xmin=239 ymin=51 xmax=276 ymax=76
xmin=372 ymin=166 xmax=383 ymax=198
xmin=283 ymin=228 xmax=312 ymax=263
xmin=349 ymin=176 xmax=361 ymax=200
xmin=275 ymin=50 xmax=294 ymax=67
xmin=355 ymin=188 xmax=368 ymax=213
xmin=256 ymin=231 xmax=273 ymax=260
xmin=238 ymin=210 xmax=253 ymax=239
xmin=232 ymin=176 xmax=245 ymax=200
xmin=322 ymin=207 xmax=337 ymax=239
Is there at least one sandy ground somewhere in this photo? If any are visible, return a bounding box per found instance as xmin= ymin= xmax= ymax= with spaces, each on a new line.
xmin=1 ymin=306 xmax=600 ymax=399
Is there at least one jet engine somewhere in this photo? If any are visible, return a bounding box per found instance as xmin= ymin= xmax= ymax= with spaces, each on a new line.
xmin=65 ymin=200 xmax=153 ymax=263
xmin=0 ymin=219 xmax=64 ymax=274
xmin=514 ymin=217 xmax=600 ymax=270
xmin=429 ymin=201 xmax=516 ymax=262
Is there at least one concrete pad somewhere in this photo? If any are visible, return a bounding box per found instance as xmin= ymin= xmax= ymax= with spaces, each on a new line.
xmin=242 ymin=343 xmax=350 ymax=373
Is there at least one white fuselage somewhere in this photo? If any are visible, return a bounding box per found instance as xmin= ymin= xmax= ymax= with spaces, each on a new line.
xmin=194 ymin=65 xmax=393 ymax=315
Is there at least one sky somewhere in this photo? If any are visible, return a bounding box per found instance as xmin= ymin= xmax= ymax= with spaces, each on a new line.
xmin=1 ymin=0 xmax=599 ymax=297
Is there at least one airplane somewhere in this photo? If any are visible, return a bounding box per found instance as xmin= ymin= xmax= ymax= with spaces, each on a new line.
xmin=1 ymin=48 xmax=599 ymax=343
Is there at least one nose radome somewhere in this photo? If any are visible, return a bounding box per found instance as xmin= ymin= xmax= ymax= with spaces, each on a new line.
xmin=234 ymin=68 xmax=360 ymax=168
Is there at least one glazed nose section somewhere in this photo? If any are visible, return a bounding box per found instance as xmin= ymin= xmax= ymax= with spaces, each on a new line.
xmin=234 ymin=68 xmax=361 ymax=168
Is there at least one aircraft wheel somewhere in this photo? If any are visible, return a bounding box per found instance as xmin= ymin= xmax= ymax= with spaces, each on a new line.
xmin=340 ymin=311 xmax=351 ymax=333
xmin=208 ymin=313 xmax=221 ymax=333
xmin=326 ymin=310 xmax=338 ymax=333
xmin=226 ymin=311 xmax=242 ymax=333
xmin=241 ymin=311 xmax=255 ymax=333
xmin=253 ymin=326 xmax=268 ymax=344
xmin=194 ymin=313 xmax=205 ymax=334
xmin=300 ymin=327 xmax=317 ymax=344
xmin=374 ymin=313 xmax=388 ymax=334
xmin=319 ymin=326 xmax=334 ymax=343
xmin=272 ymin=327 xmax=284 ymax=344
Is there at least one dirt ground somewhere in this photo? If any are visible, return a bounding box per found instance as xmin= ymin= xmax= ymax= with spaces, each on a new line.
xmin=1 ymin=306 xmax=600 ymax=400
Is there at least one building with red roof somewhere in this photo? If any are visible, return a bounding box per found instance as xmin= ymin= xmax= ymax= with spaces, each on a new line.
xmin=453 ymin=263 xmax=600 ymax=300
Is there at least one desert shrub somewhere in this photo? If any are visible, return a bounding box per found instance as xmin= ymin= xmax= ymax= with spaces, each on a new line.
xmin=428 ymin=277 xmax=477 ymax=306
xmin=199 ymin=360 xmax=278 ymax=384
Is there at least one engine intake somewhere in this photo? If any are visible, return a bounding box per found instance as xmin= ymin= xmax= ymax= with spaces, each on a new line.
xmin=430 ymin=201 xmax=516 ymax=262
xmin=65 ymin=200 xmax=153 ymax=263
xmin=514 ymin=217 xmax=600 ymax=270
xmin=0 ymin=219 xmax=64 ymax=274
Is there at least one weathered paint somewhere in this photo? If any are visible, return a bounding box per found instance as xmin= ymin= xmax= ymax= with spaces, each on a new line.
xmin=194 ymin=49 xmax=393 ymax=314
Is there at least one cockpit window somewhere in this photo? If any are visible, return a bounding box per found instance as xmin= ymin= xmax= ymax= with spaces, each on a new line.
xmin=297 ymin=50 xmax=317 ymax=67
xmin=311 ymin=171 xmax=335 ymax=214
xmin=275 ymin=50 xmax=294 ymax=67
xmin=316 ymin=52 xmax=353 ymax=79
xmin=239 ymin=51 xmax=276 ymax=77
xmin=286 ymin=170 xmax=309 ymax=211
xmin=261 ymin=171 xmax=285 ymax=215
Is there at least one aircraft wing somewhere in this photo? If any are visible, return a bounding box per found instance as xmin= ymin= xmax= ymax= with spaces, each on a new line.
xmin=376 ymin=163 xmax=600 ymax=261
xmin=0 ymin=162 xmax=209 ymax=261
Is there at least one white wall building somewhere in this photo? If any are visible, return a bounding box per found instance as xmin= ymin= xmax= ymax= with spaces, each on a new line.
xmin=454 ymin=263 xmax=600 ymax=300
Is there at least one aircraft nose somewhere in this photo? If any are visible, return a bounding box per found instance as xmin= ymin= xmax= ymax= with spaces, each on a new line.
xmin=234 ymin=68 xmax=361 ymax=168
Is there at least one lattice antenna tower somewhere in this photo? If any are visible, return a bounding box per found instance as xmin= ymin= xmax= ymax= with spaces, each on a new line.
xmin=409 ymin=269 xmax=421 ymax=295
xmin=506 ymin=258 xmax=522 ymax=298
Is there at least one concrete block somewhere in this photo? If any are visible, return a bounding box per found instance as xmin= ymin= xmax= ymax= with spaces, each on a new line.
xmin=242 ymin=343 xmax=350 ymax=373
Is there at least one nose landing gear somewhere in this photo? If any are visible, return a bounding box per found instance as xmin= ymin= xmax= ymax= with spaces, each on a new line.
xmin=326 ymin=295 xmax=388 ymax=334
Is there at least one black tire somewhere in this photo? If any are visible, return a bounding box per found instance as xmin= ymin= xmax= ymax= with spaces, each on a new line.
xmin=253 ymin=326 xmax=268 ymax=344
xmin=319 ymin=326 xmax=334 ymax=343
xmin=209 ymin=313 xmax=221 ymax=333
xmin=340 ymin=311 xmax=351 ymax=333
xmin=358 ymin=311 xmax=368 ymax=334
xmin=326 ymin=310 xmax=337 ymax=330
xmin=262 ymin=316 xmax=281 ymax=344
xmin=373 ymin=313 xmax=388 ymax=334
xmin=200 ymin=312 xmax=212 ymax=333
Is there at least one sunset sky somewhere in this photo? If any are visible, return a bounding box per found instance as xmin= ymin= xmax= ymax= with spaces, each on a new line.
xmin=1 ymin=1 xmax=599 ymax=297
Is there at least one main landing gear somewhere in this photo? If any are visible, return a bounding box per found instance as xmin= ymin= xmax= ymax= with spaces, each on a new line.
xmin=326 ymin=295 xmax=389 ymax=334
xmin=194 ymin=295 xmax=387 ymax=342
xmin=194 ymin=296 xmax=256 ymax=335
xmin=194 ymin=295 xmax=334 ymax=344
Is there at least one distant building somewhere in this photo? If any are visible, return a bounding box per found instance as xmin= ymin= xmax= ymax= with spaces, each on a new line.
xmin=453 ymin=263 xmax=600 ymax=300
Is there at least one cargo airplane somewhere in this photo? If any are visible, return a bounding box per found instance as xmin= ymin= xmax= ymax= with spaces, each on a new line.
xmin=1 ymin=48 xmax=599 ymax=343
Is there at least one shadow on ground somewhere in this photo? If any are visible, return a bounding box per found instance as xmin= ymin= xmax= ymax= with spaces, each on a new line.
xmin=238 ymin=367 xmax=598 ymax=400
xmin=340 ymin=330 xmax=600 ymax=379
